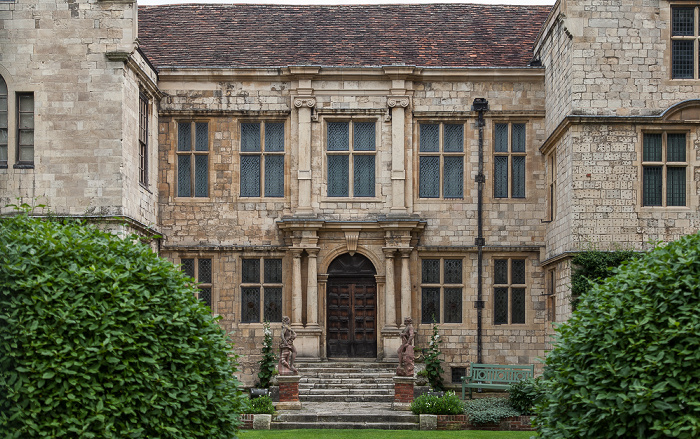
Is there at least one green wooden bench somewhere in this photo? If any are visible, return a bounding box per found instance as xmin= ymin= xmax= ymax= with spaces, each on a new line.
xmin=461 ymin=363 xmax=534 ymax=399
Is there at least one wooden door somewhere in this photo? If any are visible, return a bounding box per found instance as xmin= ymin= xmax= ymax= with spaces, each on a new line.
xmin=327 ymin=278 xmax=377 ymax=358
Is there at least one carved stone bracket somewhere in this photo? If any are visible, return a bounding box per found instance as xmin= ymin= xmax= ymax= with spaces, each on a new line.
xmin=345 ymin=231 xmax=359 ymax=256
xmin=293 ymin=97 xmax=317 ymax=108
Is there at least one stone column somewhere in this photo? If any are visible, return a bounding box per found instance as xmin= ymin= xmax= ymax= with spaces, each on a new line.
xmin=305 ymin=248 xmax=319 ymax=328
xmin=294 ymin=97 xmax=315 ymax=216
xmin=291 ymin=249 xmax=303 ymax=328
xmin=400 ymin=248 xmax=412 ymax=323
xmin=388 ymin=97 xmax=410 ymax=214
xmin=383 ymin=248 xmax=397 ymax=329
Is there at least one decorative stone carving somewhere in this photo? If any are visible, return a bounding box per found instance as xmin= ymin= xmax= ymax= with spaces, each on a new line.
xmin=278 ymin=316 xmax=298 ymax=375
xmin=293 ymin=97 xmax=316 ymax=108
xmin=387 ymin=96 xmax=410 ymax=108
xmin=345 ymin=231 xmax=359 ymax=256
xmin=396 ymin=317 xmax=415 ymax=377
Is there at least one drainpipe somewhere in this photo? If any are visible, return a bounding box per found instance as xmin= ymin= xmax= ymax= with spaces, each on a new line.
xmin=472 ymin=98 xmax=489 ymax=364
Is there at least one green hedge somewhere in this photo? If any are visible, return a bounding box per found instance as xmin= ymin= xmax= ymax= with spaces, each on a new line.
xmin=0 ymin=214 xmax=245 ymax=438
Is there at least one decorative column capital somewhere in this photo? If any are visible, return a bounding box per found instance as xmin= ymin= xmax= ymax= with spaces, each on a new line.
xmin=305 ymin=247 xmax=320 ymax=257
xmin=383 ymin=247 xmax=397 ymax=258
xmin=399 ymin=247 xmax=413 ymax=257
xmin=387 ymin=96 xmax=410 ymax=108
xmin=293 ymin=96 xmax=317 ymax=108
xmin=291 ymin=248 xmax=304 ymax=258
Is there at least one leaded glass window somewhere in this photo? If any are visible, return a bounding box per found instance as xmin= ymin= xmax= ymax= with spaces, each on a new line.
xmin=0 ymin=76 xmax=7 ymax=167
xmin=642 ymin=132 xmax=687 ymax=207
xmin=418 ymin=122 xmax=464 ymax=199
xmin=327 ymin=121 xmax=376 ymax=197
xmin=493 ymin=258 xmax=527 ymax=325
xmin=494 ymin=123 xmax=526 ymax=198
xmin=17 ymin=93 xmax=34 ymax=165
xmin=180 ymin=257 xmax=213 ymax=309
xmin=241 ymin=257 xmax=284 ymax=323
xmin=177 ymin=122 xmax=208 ymax=197
xmin=240 ymin=121 xmax=285 ymax=197
xmin=421 ymin=258 xmax=463 ymax=324
xmin=672 ymin=7 xmax=698 ymax=79
xmin=139 ymin=93 xmax=149 ymax=186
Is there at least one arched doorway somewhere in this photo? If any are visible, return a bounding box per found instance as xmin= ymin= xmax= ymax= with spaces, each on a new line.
xmin=326 ymin=253 xmax=377 ymax=358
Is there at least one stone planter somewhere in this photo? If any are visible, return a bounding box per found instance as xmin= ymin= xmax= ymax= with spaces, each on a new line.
xmin=252 ymin=414 xmax=272 ymax=430
xmin=419 ymin=414 xmax=437 ymax=430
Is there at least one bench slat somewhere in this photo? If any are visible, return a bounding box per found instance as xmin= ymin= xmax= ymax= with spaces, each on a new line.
xmin=461 ymin=363 xmax=534 ymax=399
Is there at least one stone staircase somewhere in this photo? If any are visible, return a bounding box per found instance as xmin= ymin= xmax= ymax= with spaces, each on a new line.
xmin=272 ymin=360 xmax=420 ymax=430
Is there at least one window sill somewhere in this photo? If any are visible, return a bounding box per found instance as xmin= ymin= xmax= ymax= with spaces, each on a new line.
xmin=322 ymin=197 xmax=383 ymax=203
xmin=139 ymin=183 xmax=152 ymax=194
xmin=174 ymin=196 xmax=211 ymax=202
xmin=13 ymin=163 xmax=34 ymax=169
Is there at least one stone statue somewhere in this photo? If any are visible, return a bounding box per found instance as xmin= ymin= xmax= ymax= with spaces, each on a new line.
xmin=396 ymin=317 xmax=415 ymax=377
xmin=278 ymin=316 xmax=298 ymax=375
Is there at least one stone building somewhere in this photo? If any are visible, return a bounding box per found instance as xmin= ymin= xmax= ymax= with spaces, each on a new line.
xmin=1 ymin=0 xmax=698 ymax=386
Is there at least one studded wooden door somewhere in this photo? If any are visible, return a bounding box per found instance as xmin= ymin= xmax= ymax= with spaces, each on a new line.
xmin=327 ymin=278 xmax=377 ymax=358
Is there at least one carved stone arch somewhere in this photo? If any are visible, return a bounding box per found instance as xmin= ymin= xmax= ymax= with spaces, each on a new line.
xmin=320 ymin=245 xmax=382 ymax=276
xmin=660 ymin=99 xmax=700 ymax=121
xmin=0 ymin=64 xmax=13 ymax=90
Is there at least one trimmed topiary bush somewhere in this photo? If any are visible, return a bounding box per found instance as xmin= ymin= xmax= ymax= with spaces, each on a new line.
xmin=464 ymin=397 xmax=520 ymax=425
xmin=536 ymin=232 xmax=700 ymax=438
xmin=0 ymin=214 xmax=246 ymax=438
xmin=410 ymin=391 xmax=464 ymax=415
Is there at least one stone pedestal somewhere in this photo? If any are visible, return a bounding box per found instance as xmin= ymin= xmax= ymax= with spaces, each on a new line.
xmin=392 ymin=376 xmax=416 ymax=411
xmin=382 ymin=328 xmax=401 ymax=360
xmin=295 ymin=327 xmax=322 ymax=358
xmin=276 ymin=375 xmax=302 ymax=410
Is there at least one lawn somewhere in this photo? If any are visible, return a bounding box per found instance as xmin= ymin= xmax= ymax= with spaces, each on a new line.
xmin=239 ymin=430 xmax=534 ymax=439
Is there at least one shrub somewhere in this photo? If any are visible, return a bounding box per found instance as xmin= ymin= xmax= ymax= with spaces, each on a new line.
xmin=464 ymin=397 xmax=520 ymax=425
xmin=241 ymin=396 xmax=276 ymax=415
xmin=256 ymin=321 xmax=277 ymax=388
xmin=508 ymin=377 xmax=546 ymax=415
xmin=423 ymin=320 xmax=445 ymax=391
xmin=0 ymin=214 xmax=246 ymax=438
xmin=536 ymin=233 xmax=700 ymax=438
xmin=410 ymin=391 xmax=464 ymax=415
xmin=571 ymin=249 xmax=639 ymax=309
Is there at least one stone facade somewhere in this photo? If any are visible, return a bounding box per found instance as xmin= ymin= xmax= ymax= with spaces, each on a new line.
xmin=2 ymin=0 xmax=699 ymax=386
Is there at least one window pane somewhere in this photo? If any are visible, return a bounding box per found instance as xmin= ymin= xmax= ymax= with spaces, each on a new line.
xmin=18 ymin=113 xmax=34 ymax=130
xmin=444 ymin=259 xmax=462 ymax=284
xmin=511 ymin=124 xmax=526 ymax=152
xmin=667 ymin=133 xmax=686 ymax=162
xmin=422 ymin=259 xmax=440 ymax=284
xmin=672 ymin=40 xmax=694 ymax=79
xmin=421 ymin=287 xmax=440 ymax=324
xmin=199 ymin=287 xmax=212 ymax=308
xmin=672 ymin=8 xmax=695 ymax=36
xmin=444 ymin=288 xmax=462 ymax=323
xmin=240 ymin=155 xmax=261 ymax=197
xmin=18 ymin=94 xmax=33 ymax=112
xmin=242 ymin=259 xmax=260 ymax=283
xmin=198 ymin=258 xmax=212 ymax=284
xmin=264 ymin=155 xmax=284 ymax=197
xmin=643 ymin=166 xmax=663 ymax=206
xmin=495 ymin=124 xmax=508 ymax=153
xmin=443 ymin=124 xmax=463 ymax=152
xmin=328 ymin=155 xmax=349 ymax=197
xmin=178 ymin=123 xmax=191 ymax=151
xmin=511 ymin=259 xmax=526 ymax=284
xmin=443 ymin=156 xmax=463 ymax=198
xmin=494 ymin=259 xmax=508 ymax=284
xmin=177 ymin=155 xmax=191 ymax=197
xmin=195 ymin=123 xmax=208 ymax=151
xmin=420 ymin=124 xmax=439 ymax=152
xmin=265 ymin=122 xmax=285 ymax=152
xmin=419 ymin=156 xmax=440 ymax=198
xmin=181 ymin=258 xmax=195 ymax=278
xmin=0 ymin=98 xmax=7 ymax=128
xmin=241 ymin=123 xmax=261 ymax=152
xmin=354 ymin=155 xmax=375 ymax=197
xmin=354 ymin=122 xmax=375 ymax=151
xmin=242 ymin=287 xmax=261 ymax=323
xmin=328 ymin=122 xmax=349 ymax=151
xmin=264 ymin=287 xmax=282 ymax=322
xmin=643 ymin=134 xmax=662 ymax=162
xmin=667 ymin=167 xmax=686 ymax=207
xmin=0 ymin=77 xmax=6 ymax=94
xmin=512 ymin=155 xmax=526 ymax=198
xmin=494 ymin=156 xmax=509 ymax=198
xmin=494 ymin=288 xmax=509 ymax=325
xmin=511 ymin=288 xmax=526 ymax=324
xmin=194 ymin=155 xmax=208 ymax=197
xmin=264 ymin=259 xmax=282 ymax=284
xmin=18 ymin=145 xmax=34 ymax=162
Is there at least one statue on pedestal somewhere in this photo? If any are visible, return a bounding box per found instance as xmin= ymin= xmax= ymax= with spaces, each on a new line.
xmin=278 ymin=316 xmax=298 ymax=375
xmin=396 ymin=317 xmax=415 ymax=377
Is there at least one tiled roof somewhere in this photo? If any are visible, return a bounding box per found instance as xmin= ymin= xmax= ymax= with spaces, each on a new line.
xmin=138 ymin=4 xmax=552 ymax=70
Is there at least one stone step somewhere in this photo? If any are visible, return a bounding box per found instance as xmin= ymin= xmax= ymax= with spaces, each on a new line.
xmin=301 ymin=372 xmax=396 ymax=379
xmin=299 ymin=394 xmax=395 ymax=403
xmin=271 ymin=421 xmax=418 ymax=430
xmin=300 ymin=388 xmax=392 ymax=396
xmin=275 ymin=413 xmax=417 ymax=424
xmin=300 ymin=383 xmax=394 ymax=390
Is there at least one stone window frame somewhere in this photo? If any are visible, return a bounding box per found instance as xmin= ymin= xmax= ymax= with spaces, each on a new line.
xmin=0 ymin=74 xmax=7 ymax=168
xmin=416 ymin=120 xmax=467 ymax=200
xmin=492 ymin=257 xmax=528 ymax=325
xmin=15 ymin=92 xmax=34 ymax=168
xmin=492 ymin=121 xmax=527 ymax=199
xmin=176 ymin=120 xmax=210 ymax=198
xmin=639 ymin=129 xmax=689 ymax=208
xmin=419 ymin=256 xmax=465 ymax=325
xmin=138 ymin=91 xmax=149 ymax=188
xmin=238 ymin=120 xmax=287 ymax=198
xmin=323 ymin=118 xmax=379 ymax=199
xmin=547 ymin=150 xmax=557 ymax=221
xmin=240 ymin=256 xmax=284 ymax=324
xmin=179 ymin=256 xmax=216 ymax=313
xmin=670 ymin=5 xmax=700 ymax=79
xmin=546 ymin=267 xmax=556 ymax=323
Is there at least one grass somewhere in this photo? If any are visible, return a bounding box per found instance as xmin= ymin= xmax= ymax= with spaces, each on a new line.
xmin=239 ymin=430 xmax=534 ymax=439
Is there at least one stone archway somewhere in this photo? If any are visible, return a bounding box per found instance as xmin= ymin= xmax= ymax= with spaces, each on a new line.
xmin=326 ymin=253 xmax=377 ymax=358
